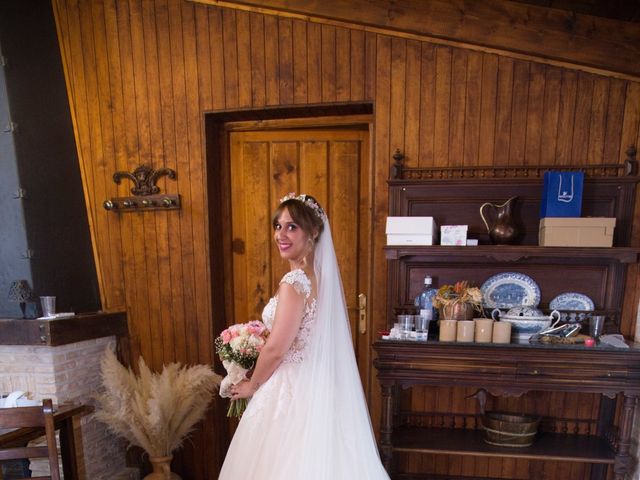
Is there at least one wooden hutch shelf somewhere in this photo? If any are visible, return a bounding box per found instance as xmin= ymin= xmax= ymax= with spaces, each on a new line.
xmin=393 ymin=427 xmax=614 ymax=464
xmin=383 ymin=245 xmax=640 ymax=263
xmin=375 ymin=152 xmax=640 ymax=480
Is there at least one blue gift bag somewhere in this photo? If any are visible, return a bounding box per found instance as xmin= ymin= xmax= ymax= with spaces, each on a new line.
xmin=540 ymin=171 xmax=584 ymax=218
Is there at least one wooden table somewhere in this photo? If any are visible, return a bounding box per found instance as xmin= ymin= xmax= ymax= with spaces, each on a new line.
xmin=373 ymin=339 xmax=640 ymax=480
xmin=0 ymin=403 xmax=93 ymax=480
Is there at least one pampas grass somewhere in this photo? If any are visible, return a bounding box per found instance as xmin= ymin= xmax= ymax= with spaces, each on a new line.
xmin=95 ymin=348 xmax=221 ymax=457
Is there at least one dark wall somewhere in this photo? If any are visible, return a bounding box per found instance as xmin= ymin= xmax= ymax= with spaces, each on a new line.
xmin=0 ymin=63 xmax=32 ymax=317
xmin=0 ymin=0 xmax=100 ymax=317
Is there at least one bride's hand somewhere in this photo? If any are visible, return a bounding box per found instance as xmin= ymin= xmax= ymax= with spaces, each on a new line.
xmin=230 ymin=380 xmax=256 ymax=400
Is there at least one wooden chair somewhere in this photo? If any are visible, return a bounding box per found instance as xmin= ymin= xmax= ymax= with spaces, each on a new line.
xmin=0 ymin=399 xmax=61 ymax=480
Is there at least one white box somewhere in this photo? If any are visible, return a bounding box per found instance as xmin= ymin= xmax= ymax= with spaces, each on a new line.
xmin=440 ymin=225 xmax=468 ymax=246
xmin=386 ymin=234 xmax=436 ymax=245
xmin=386 ymin=217 xmax=437 ymax=246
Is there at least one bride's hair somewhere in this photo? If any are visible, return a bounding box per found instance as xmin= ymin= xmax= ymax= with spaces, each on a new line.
xmin=272 ymin=195 xmax=325 ymax=242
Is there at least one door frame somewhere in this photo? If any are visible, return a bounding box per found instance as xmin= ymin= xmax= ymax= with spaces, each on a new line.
xmin=218 ymin=113 xmax=376 ymax=397
xmin=204 ymin=104 xmax=375 ymax=460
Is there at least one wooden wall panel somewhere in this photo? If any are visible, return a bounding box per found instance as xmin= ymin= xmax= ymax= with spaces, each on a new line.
xmin=403 ymin=39 xmax=420 ymax=167
xmin=292 ymin=19 xmax=307 ymax=103
xmin=51 ymin=0 xmax=640 ymax=478
xmin=306 ymin=22 xmax=321 ymax=103
xmin=209 ymin=0 xmax=640 ymax=79
xmin=478 ymin=54 xmax=498 ymax=167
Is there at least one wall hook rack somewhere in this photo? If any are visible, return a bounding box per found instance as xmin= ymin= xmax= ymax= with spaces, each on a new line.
xmin=103 ymin=165 xmax=180 ymax=212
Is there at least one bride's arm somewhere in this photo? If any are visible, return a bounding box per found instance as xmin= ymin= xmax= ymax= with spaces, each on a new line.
xmin=231 ymin=283 xmax=304 ymax=399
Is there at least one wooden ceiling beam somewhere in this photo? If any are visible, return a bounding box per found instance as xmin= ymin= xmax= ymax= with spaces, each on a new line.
xmin=192 ymin=0 xmax=640 ymax=80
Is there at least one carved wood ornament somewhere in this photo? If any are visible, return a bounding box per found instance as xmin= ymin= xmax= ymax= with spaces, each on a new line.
xmin=390 ymin=145 xmax=638 ymax=180
xmin=103 ymin=165 xmax=181 ymax=212
xmin=113 ymin=165 xmax=176 ymax=196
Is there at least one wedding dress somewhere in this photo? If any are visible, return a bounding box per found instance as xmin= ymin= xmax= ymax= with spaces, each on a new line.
xmin=219 ymin=220 xmax=389 ymax=480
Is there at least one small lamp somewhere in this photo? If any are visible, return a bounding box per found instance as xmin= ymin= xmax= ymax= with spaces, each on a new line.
xmin=8 ymin=280 xmax=34 ymax=318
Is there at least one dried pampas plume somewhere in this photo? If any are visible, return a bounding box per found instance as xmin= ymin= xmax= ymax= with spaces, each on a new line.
xmin=95 ymin=348 xmax=221 ymax=457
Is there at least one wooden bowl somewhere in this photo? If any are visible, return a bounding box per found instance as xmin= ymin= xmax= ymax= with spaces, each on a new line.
xmin=481 ymin=412 xmax=540 ymax=447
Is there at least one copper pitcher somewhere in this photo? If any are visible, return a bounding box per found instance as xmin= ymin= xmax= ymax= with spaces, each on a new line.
xmin=480 ymin=196 xmax=519 ymax=245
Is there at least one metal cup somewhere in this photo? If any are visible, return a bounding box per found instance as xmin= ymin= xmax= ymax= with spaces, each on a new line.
xmin=40 ymin=296 xmax=56 ymax=317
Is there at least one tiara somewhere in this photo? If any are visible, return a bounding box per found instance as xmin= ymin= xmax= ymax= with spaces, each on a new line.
xmin=279 ymin=192 xmax=327 ymax=222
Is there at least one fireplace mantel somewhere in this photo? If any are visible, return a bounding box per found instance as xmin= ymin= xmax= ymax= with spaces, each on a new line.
xmin=0 ymin=311 xmax=127 ymax=346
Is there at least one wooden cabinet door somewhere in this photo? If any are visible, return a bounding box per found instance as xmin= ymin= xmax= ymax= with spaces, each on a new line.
xmin=228 ymin=128 xmax=373 ymax=390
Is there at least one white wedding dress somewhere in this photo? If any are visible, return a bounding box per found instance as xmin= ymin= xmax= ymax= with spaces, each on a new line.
xmin=219 ymin=265 xmax=390 ymax=479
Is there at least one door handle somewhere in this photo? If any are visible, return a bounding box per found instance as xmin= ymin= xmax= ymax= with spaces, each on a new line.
xmin=358 ymin=293 xmax=367 ymax=334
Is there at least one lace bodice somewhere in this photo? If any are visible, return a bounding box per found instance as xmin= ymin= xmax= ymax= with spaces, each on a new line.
xmin=262 ymin=269 xmax=317 ymax=363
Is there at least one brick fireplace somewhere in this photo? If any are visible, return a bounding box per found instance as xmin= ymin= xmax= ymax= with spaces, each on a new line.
xmin=0 ymin=313 xmax=136 ymax=479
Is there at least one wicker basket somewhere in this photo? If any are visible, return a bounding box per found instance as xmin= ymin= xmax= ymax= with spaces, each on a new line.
xmin=481 ymin=412 xmax=540 ymax=447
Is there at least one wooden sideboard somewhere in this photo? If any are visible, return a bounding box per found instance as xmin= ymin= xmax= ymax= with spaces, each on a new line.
xmin=373 ymin=340 xmax=640 ymax=480
xmin=376 ymin=152 xmax=640 ymax=479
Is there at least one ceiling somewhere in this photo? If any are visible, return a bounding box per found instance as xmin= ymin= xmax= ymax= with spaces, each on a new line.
xmin=511 ymin=0 xmax=640 ymax=22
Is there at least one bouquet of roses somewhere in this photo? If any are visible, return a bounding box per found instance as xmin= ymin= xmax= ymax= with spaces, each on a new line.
xmin=215 ymin=320 xmax=269 ymax=417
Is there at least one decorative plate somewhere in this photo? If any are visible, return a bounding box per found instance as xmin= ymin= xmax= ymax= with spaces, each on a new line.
xmin=481 ymin=272 xmax=541 ymax=309
xmin=549 ymin=292 xmax=595 ymax=311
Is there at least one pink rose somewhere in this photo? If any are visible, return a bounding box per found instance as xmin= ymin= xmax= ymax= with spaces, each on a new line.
xmin=247 ymin=320 xmax=266 ymax=336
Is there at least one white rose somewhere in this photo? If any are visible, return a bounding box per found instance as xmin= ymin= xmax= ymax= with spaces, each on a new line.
xmin=230 ymin=336 xmax=244 ymax=351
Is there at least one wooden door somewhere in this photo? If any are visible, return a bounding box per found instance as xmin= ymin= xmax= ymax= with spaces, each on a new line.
xmin=227 ymin=127 xmax=373 ymax=391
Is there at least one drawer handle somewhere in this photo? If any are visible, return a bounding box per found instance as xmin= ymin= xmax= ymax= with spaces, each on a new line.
xmin=533 ymin=369 xmax=539 ymax=375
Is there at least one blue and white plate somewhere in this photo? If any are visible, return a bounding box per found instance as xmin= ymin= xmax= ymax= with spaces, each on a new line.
xmin=549 ymin=292 xmax=595 ymax=311
xmin=481 ymin=272 xmax=541 ymax=309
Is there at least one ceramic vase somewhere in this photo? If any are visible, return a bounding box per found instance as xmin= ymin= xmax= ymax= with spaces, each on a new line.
xmin=441 ymin=302 xmax=474 ymax=321
xmin=143 ymin=456 xmax=181 ymax=480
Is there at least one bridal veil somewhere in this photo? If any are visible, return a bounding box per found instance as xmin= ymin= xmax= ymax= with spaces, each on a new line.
xmin=278 ymin=218 xmax=389 ymax=478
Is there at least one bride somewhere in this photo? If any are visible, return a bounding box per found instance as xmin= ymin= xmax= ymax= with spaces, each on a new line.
xmin=219 ymin=193 xmax=389 ymax=479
